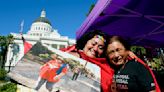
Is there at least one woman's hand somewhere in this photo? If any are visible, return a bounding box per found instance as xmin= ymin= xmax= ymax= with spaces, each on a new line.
xmin=128 ymin=51 xmax=138 ymax=60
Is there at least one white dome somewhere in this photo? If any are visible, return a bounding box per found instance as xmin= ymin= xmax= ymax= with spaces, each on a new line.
xmin=27 ymin=10 xmax=60 ymax=37
xmin=27 ymin=22 xmax=53 ymax=37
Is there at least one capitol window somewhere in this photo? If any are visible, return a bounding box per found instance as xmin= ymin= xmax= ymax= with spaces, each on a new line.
xmin=52 ymin=44 xmax=57 ymax=49
xmin=59 ymin=45 xmax=65 ymax=49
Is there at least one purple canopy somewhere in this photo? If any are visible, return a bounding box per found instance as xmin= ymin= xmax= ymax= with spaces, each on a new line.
xmin=76 ymin=0 xmax=164 ymax=47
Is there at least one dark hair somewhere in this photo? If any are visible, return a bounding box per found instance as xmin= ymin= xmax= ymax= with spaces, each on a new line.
xmin=108 ymin=36 xmax=130 ymax=50
xmin=106 ymin=36 xmax=131 ymax=68
xmin=76 ymin=30 xmax=109 ymax=57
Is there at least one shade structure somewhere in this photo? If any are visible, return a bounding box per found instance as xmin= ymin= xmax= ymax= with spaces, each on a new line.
xmin=76 ymin=0 xmax=164 ymax=48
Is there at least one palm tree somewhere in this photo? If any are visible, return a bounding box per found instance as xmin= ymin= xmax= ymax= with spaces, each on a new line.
xmin=0 ymin=34 xmax=14 ymax=69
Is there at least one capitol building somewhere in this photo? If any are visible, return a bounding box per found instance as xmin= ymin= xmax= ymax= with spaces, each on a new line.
xmin=5 ymin=10 xmax=75 ymax=69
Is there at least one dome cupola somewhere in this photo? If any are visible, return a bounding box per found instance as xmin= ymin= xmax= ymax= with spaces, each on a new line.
xmin=34 ymin=9 xmax=51 ymax=25
xmin=27 ymin=9 xmax=55 ymax=37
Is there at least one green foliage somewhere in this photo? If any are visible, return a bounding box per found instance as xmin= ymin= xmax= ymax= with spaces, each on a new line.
xmin=0 ymin=69 xmax=17 ymax=92
xmin=0 ymin=35 xmax=14 ymax=47
xmin=39 ymin=53 xmax=50 ymax=59
xmin=0 ymin=83 xmax=17 ymax=92
xmin=151 ymin=58 xmax=164 ymax=71
xmin=131 ymin=46 xmax=146 ymax=54
xmin=0 ymin=69 xmax=7 ymax=80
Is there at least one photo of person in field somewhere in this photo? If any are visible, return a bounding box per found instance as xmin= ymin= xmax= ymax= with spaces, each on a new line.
xmin=35 ymin=54 xmax=68 ymax=92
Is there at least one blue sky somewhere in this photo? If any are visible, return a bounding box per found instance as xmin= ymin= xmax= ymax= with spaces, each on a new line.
xmin=0 ymin=0 xmax=97 ymax=39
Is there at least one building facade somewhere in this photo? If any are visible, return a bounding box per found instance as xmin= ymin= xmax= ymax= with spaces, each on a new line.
xmin=5 ymin=10 xmax=75 ymax=69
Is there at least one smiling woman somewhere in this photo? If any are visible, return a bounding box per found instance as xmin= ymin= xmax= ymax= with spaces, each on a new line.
xmin=76 ymin=30 xmax=108 ymax=58
xmin=61 ymin=30 xmax=115 ymax=92
xmin=107 ymin=36 xmax=130 ymax=66
xmin=106 ymin=36 xmax=160 ymax=92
